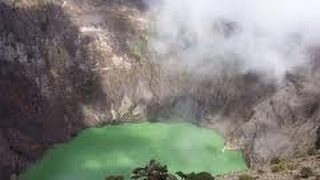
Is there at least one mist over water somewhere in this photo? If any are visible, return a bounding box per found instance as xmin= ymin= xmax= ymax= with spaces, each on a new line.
xmin=146 ymin=0 xmax=320 ymax=80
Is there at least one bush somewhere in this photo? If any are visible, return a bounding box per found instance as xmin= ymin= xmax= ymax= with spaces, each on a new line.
xmin=106 ymin=160 xmax=216 ymax=180
xmin=271 ymin=163 xmax=286 ymax=173
xmin=130 ymin=159 xmax=177 ymax=180
xmin=105 ymin=176 xmax=124 ymax=180
xmin=238 ymin=174 xmax=256 ymax=180
xmin=299 ymin=167 xmax=313 ymax=178
xmin=270 ymin=157 xmax=281 ymax=165
xmin=286 ymin=163 xmax=298 ymax=171
xmin=176 ymin=171 xmax=215 ymax=180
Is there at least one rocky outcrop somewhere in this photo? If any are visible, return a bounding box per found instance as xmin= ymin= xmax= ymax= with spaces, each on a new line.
xmin=222 ymin=63 xmax=320 ymax=167
xmin=0 ymin=0 xmax=155 ymax=177
xmin=218 ymin=154 xmax=320 ymax=180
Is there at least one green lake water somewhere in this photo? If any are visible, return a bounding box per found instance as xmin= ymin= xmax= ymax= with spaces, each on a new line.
xmin=21 ymin=122 xmax=247 ymax=180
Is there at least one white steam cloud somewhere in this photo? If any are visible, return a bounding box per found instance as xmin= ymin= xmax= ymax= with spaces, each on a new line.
xmin=147 ymin=0 xmax=320 ymax=79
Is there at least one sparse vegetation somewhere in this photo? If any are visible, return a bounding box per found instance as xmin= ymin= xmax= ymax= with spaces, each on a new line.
xmin=130 ymin=159 xmax=177 ymax=180
xmin=176 ymin=171 xmax=215 ymax=180
xmin=271 ymin=162 xmax=287 ymax=173
xmin=269 ymin=157 xmax=298 ymax=173
xmin=299 ymin=167 xmax=313 ymax=178
xmin=270 ymin=157 xmax=281 ymax=165
xmin=270 ymin=157 xmax=288 ymax=173
xmin=287 ymin=162 xmax=299 ymax=171
xmin=106 ymin=160 xmax=216 ymax=180
xmin=238 ymin=174 xmax=256 ymax=180
xmin=105 ymin=176 xmax=124 ymax=180
xmin=130 ymin=34 xmax=148 ymax=64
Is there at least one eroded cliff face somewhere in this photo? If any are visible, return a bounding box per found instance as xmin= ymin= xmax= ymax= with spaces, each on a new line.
xmin=0 ymin=0 xmax=319 ymax=178
xmin=0 ymin=0 xmax=157 ymax=177
xmin=225 ymin=68 xmax=320 ymax=167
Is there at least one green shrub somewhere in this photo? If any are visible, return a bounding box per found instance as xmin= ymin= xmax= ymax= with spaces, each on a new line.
xmin=106 ymin=160 xmax=216 ymax=180
xmin=105 ymin=175 xmax=124 ymax=180
xmin=176 ymin=171 xmax=215 ymax=180
xmin=238 ymin=174 xmax=256 ymax=180
xmin=271 ymin=162 xmax=286 ymax=173
xmin=299 ymin=167 xmax=313 ymax=178
xmin=270 ymin=157 xmax=281 ymax=165
xmin=130 ymin=159 xmax=177 ymax=180
xmin=286 ymin=163 xmax=298 ymax=171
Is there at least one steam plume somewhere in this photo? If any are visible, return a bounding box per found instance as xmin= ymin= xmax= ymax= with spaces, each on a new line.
xmin=146 ymin=0 xmax=320 ymax=80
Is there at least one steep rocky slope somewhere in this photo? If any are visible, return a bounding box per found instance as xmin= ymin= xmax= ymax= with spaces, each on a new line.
xmin=218 ymin=154 xmax=320 ymax=180
xmin=0 ymin=0 xmax=156 ymax=178
xmin=0 ymin=0 xmax=319 ymax=179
